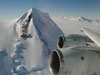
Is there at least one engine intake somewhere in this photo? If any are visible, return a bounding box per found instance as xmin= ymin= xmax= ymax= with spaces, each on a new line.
xmin=58 ymin=36 xmax=64 ymax=48
xmin=50 ymin=50 xmax=64 ymax=75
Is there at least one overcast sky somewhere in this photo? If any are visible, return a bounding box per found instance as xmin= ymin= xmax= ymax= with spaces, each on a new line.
xmin=0 ymin=0 xmax=100 ymax=20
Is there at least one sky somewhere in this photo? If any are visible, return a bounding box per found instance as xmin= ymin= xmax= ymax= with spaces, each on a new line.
xmin=0 ymin=0 xmax=100 ymax=20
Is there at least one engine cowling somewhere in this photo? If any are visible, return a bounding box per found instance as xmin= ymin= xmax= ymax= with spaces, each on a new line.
xmin=50 ymin=46 xmax=100 ymax=75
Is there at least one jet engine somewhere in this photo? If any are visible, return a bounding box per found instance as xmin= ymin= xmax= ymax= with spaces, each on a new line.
xmin=50 ymin=34 xmax=100 ymax=75
xmin=57 ymin=34 xmax=93 ymax=48
xmin=50 ymin=46 xmax=100 ymax=75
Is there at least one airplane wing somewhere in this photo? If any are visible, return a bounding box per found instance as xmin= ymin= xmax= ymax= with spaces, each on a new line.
xmin=82 ymin=28 xmax=100 ymax=47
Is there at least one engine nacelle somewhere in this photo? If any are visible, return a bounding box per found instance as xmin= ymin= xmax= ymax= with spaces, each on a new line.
xmin=57 ymin=34 xmax=93 ymax=48
xmin=50 ymin=46 xmax=100 ymax=75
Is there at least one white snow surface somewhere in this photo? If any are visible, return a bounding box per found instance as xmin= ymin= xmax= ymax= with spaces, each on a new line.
xmin=52 ymin=16 xmax=100 ymax=35
xmin=0 ymin=8 xmax=100 ymax=75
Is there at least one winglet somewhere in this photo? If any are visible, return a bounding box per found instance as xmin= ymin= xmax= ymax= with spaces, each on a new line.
xmin=82 ymin=28 xmax=100 ymax=47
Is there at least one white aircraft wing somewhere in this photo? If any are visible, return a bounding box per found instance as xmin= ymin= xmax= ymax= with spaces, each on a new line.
xmin=82 ymin=28 xmax=100 ymax=47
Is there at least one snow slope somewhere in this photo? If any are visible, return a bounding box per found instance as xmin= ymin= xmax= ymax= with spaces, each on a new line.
xmin=0 ymin=8 xmax=100 ymax=75
xmin=0 ymin=8 xmax=63 ymax=75
xmin=0 ymin=19 xmax=17 ymax=75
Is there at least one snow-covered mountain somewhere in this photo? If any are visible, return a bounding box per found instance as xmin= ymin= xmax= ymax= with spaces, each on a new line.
xmin=0 ymin=8 xmax=100 ymax=75
xmin=0 ymin=8 xmax=63 ymax=75
xmin=52 ymin=16 xmax=93 ymax=22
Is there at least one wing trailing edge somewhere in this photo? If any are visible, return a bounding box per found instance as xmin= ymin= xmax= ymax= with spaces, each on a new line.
xmin=82 ymin=28 xmax=100 ymax=47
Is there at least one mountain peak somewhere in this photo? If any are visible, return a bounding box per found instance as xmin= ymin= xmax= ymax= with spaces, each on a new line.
xmin=14 ymin=8 xmax=63 ymax=75
xmin=28 ymin=8 xmax=39 ymax=12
